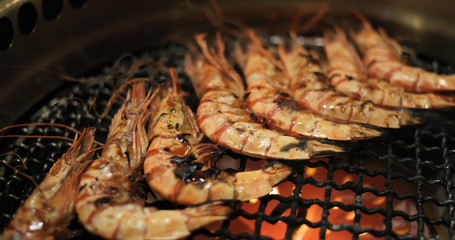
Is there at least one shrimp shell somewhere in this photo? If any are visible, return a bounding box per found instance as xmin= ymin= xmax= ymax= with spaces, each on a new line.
xmin=279 ymin=41 xmax=420 ymax=128
xmin=324 ymin=27 xmax=455 ymax=109
xmin=185 ymin=33 xmax=343 ymax=160
xmin=75 ymin=83 xmax=236 ymax=239
xmin=350 ymin=11 xmax=455 ymax=93
xmin=3 ymin=128 xmax=96 ymax=240
xmin=239 ymin=30 xmax=381 ymax=140
xmin=144 ymin=69 xmax=292 ymax=205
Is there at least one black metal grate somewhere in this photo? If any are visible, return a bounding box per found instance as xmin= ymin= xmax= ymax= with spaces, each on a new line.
xmin=0 ymin=41 xmax=454 ymax=240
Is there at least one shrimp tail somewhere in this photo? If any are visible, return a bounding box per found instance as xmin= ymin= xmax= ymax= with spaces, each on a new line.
xmin=235 ymin=161 xmax=292 ymax=201
xmin=185 ymin=200 xmax=241 ymax=229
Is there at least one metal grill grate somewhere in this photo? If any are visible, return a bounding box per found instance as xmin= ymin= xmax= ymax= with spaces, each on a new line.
xmin=0 ymin=41 xmax=454 ymax=240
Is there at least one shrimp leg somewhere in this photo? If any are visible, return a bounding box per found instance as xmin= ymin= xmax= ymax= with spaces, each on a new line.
xmin=75 ymin=82 xmax=237 ymax=240
xmin=144 ymin=69 xmax=292 ymax=205
xmin=238 ymin=29 xmax=380 ymax=140
xmin=324 ymin=27 xmax=455 ymax=109
xmin=4 ymin=128 xmax=97 ymax=240
xmin=185 ymin=33 xmax=343 ymax=160
xmin=278 ymin=37 xmax=419 ymax=128
xmin=350 ymin=10 xmax=455 ymax=93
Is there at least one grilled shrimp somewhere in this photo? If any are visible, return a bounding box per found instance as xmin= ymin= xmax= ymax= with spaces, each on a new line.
xmin=238 ymin=30 xmax=380 ymax=140
xmin=75 ymin=82 xmax=236 ymax=240
xmin=350 ymin=11 xmax=455 ymax=93
xmin=185 ymin=33 xmax=343 ymax=160
xmin=144 ymin=69 xmax=292 ymax=205
xmin=324 ymin=27 xmax=455 ymax=109
xmin=3 ymin=128 xmax=96 ymax=240
xmin=278 ymin=38 xmax=419 ymax=128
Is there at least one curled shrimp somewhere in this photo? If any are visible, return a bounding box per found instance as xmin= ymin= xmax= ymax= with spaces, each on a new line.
xmin=238 ymin=29 xmax=380 ymax=140
xmin=185 ymin=33 xmax=343 ymax=160
xmin=324 ymin=27 xmax=455 ymax=109
xmin=75 ymin=82 xmax=236 ymax=239
xmin=350 ymin=10 xmax=455 ymax=93
xmin=278 ymin=37 xmax=419 ymax=128
xmin=3 ymin=128 xmax=97 ymax=240
xmin=144 ymin=68 xmax=292 ymax=205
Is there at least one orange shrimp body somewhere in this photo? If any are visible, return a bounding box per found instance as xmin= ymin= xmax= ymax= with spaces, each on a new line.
xmin=4 ymin=128 xmax=96 ymax=240
xmin=75 ymin=83 xmax=235 ymax=240
xmin=350 ymin=12 xmax=455 ymax=93
xmin=279 ymin=42 xmax=419 ymax=128
xmin=324 ymin=27 xmax=455 ymax=109
xmin=186 ymin=33 xmax=343 ymax=160
xmin=239 ymin=31 xmax=380 ymax=140
xmin=144 ymin=70 xmax=292 ymax=205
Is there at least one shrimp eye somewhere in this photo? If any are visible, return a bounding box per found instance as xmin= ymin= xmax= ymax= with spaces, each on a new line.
xmin=157 ymin=71 xmax=170 ymax=84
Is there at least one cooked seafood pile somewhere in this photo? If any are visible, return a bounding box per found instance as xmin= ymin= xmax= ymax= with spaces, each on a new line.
xmin=2 ymin=12 xmax=455 ymax=239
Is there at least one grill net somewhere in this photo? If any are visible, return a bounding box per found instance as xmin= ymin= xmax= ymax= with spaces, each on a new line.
xmin=0 ymin=39 xmax=454 ymax=240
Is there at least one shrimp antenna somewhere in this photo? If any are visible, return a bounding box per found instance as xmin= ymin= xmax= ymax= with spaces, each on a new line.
xmin=0 ymin=122 xmax=81 ymax=135
xmin=349 ymin=8 xmax=374 ymax=30
xmin=298 ymin=4 xmax=329 ymax=33
xmin=186 ymin=0 xmax=245 ymax=38
xmin=215 ymin=32 xmax=244 ymax=89
xmin=91 ymin=77 xmax=151 ymax=118
xmin=0 ymin=154 xmax=44 ymax=196
xmin=245 ymin=29 xmax=286 ymax=71
xmin=109 ymin=53 xmax=138 ymax=90
xmin=245 ymin=29 xmax=293 ymax=90
xmin=59 ymin=159 xmax=94 ymax=216
xmin=0 ymin=123 xmax=104 ymax=148
xmin=91 ymin=58 xmax=167 ymax=119
xmin=194 ymin=33 xmax=244 ymax=91
xmin=168 ymin=68 xmax=181 ymax=97
xmin=290 ymin=3 xmax=329 ymax=34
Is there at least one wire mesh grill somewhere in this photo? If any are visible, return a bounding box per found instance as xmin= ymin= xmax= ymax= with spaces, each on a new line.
xmin=0 ymin=41 xmax=454 ymax=240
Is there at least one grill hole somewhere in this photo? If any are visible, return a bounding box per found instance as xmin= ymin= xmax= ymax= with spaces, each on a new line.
xmin=68 ymin=0 xmax=88 ymax=9
xmin=0 ymin=18 xmax=13 ymax=50
xmin=17 ymin=2 xmax=37 ymax=35
xmin=42 ymin=0 xmax=63 ymax=21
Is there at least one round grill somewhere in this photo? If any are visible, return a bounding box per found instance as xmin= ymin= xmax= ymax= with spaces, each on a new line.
xmin=0 ymin=40 xmax=454 ymax=239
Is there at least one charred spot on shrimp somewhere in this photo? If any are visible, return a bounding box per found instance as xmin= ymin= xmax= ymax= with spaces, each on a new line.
xmin=171 ymin=153 xmax=222 ymax=186
xmin=280 ymin=140 xmax=307 ymax=152
xmin=345 ymin=75 xmax=355 ymax=81
xmin=176 ymin=133 xmax=191 ymax=144
xmin=157 ymin=113 xmax=168 ymax=121
xmin=274 ymin=99 xmax=300 ymax=110
xmin=249 ymin=112 xmax=256 ymax=121
xmin=174 ymin=167 xmax=222 ymax=187
xmin=313 ymin=71 xmax=326 ymax=78
xmin=235 ymin=127 xmax=246 ymax=134
xmin=170 ymin=153 xmax=197 ymax=165
xmin=278 ymin=92 xmax=291 ymax=98
xmin=94 ymin=197 xmax=113 ymax=208
xmin=79 ymin=184 xmax=87 ymax=192
xmin=244 ymin=91 xmax=251 ymax=99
